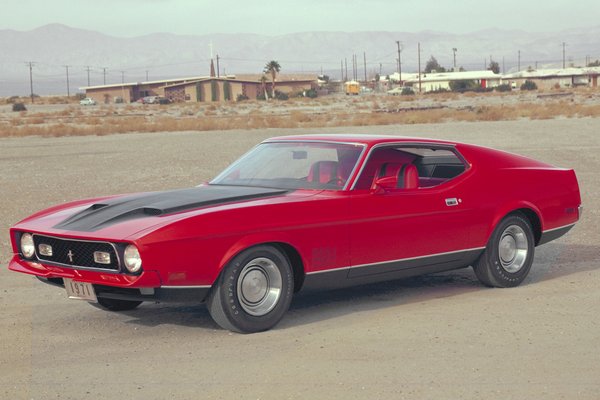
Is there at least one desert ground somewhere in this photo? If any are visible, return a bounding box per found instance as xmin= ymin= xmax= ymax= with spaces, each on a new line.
xmin=0 ymin=118 xmax=598 ymax=399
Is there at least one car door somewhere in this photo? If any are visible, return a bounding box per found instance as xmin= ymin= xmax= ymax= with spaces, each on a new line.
xmin=347 ymin=145 xmax=481 ymax=279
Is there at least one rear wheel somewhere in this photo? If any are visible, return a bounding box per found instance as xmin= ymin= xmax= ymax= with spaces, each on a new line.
xmin=207 ymin=245 xmax=294 ymax=333
xmin=94 ymin=297 xmax=143 ymax=311
xmin=473 ymin=214 xmax=535 ymax=288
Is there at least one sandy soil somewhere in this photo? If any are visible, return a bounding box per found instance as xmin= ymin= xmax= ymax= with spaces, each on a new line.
xmin=0 ymin=119 xmax=598 ymax=399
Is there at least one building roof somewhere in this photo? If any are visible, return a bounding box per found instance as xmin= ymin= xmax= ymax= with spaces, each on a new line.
xmin=79 ymin=82 xmax=140 ymax=90
xmin=79 ymin=75 xmax=211 ymax=91
xmin=162 ymin=77 xmax=316 ymax=89
xmin=405 ymin=70 xmax=501 ymax=83
xmin=503 ymin=67 xmax=600 ymax=79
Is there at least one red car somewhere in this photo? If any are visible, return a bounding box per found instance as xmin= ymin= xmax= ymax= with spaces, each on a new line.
xmin=8 ymin=135 xmax=581 ymax=333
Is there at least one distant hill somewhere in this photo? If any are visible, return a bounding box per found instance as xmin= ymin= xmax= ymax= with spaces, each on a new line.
xmin=2 ymin=23 xmax=600 ymax=96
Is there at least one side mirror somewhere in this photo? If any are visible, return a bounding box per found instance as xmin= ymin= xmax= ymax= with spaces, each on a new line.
xmin=371 ymin=176 xmax=397 ymax=194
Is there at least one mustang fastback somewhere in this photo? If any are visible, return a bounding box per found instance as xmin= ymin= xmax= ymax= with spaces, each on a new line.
xmin=8 ymin=135 xmax=581 ymax=332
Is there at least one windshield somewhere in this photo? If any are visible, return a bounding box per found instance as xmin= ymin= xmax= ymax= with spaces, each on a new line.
xmin=211 ymin=141 xmax=364 ymax=190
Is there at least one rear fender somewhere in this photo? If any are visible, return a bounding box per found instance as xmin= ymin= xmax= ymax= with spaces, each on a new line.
xmin=485 ymin=201 xmax=543 ymax=244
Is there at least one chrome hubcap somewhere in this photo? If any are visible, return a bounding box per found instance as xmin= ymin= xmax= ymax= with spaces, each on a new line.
xmin=237 ymin=257 xmax=282 ymax=316
xmin=498 ymin=225 xmax=528 ymax=273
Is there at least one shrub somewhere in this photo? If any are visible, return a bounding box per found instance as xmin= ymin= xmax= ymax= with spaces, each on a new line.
xmin=236 ymin=94 xmax=249 ymax=102
xmin=449 ymin=80 xmax=478 ymax=92
xmin=304 ymin=88 xmax=318 ymax=98
xmin=521 ymin=80 xmax=538 ymax=91
xmin=495 ymin=84 xmax=512 ymax=92
xmin=401 ymin=87 xmax=415 ymax=96
xmin=427 ymin=87 xmax=450 ymax=94
xmin=274 ymin=90 xmax=289 ymax=100
xmin=12 ymin=102 xmax=27 ymax=112
xmin=6 ymin=96 xmax=20 ymax=104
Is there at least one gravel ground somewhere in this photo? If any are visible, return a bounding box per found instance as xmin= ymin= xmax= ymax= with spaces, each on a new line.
xmin=1 ymin=119 xmax=598 ymax=399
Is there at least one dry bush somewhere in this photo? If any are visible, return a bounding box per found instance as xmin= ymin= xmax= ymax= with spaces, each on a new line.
xmin=289 ymin=110 xmax=313 ymax=124
xmin=3 ymin=91 xmax=600 ymax=138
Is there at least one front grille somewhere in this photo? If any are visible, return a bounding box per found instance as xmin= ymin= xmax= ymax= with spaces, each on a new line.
xmin=32 ymin=234 xmax=120 ymax=271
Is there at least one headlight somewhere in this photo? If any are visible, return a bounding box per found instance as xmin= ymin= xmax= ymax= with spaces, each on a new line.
xmin=20 ymin=233 xmax=35 ymax=259
xmin=123 ymin=244 xmax=142 ymax=273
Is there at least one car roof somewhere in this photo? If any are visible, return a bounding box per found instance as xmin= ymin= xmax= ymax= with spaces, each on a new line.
xmin=264 ymin=134 xmax=458 ymax=146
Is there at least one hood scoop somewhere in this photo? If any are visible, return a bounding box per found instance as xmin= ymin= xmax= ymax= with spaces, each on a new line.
xmin=53 ymin=185 xmax=288 ymax=232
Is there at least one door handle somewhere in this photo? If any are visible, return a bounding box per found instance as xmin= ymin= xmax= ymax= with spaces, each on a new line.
xmin=445 ymin=198 xmax=460 ymax=206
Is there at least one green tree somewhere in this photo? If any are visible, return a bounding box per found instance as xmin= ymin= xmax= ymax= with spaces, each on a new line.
xmin=587 ymin=59 xmax=600 ymax=67
xmin=488 ymin=60 xmax=500 ymax=74
xmin=264 ymin=60 xmax=281 ymax=98
xmin=424 ymin=56 xmax=446 ymax=73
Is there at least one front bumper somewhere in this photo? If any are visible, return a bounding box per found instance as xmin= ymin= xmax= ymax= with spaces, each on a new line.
xmin=9 ymin=255 xmax=211 ymax=303
xmin=37 ymin=276 xmax=210 ymax=303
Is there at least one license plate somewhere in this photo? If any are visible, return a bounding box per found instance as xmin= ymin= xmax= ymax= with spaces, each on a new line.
xmin=64 ymin=278 xmax=97 ymax=302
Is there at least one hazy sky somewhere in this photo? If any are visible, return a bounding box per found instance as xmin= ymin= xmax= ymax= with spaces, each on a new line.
xmin=1 ymin=0 xmax=598 ymax=36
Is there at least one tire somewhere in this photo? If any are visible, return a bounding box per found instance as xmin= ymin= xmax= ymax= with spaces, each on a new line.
xmin=94 ymin=297 xmax=143 ymax=311
xmin=473 ymin=213 xmax=535 ymax=288
xmin=207 ymin=245 xmax=294 ymax=333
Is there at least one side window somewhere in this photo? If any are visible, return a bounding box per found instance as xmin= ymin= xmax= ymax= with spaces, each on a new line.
xmin=354 ymin=145 xmax=466 ymax=190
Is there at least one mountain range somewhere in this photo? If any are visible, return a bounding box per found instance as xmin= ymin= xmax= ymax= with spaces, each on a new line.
xmin=1 ymin=23 xmax=600 ymax=96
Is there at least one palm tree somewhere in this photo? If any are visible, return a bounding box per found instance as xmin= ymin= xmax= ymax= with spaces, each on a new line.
xmin=264 ymin=60 xmax=281 ymax=98
xmin=259 ymin=75 xmax=269 ymax=100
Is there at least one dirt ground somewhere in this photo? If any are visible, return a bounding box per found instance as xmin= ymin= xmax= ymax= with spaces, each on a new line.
xmin=1 ymin=119 xmax=598 ymax=399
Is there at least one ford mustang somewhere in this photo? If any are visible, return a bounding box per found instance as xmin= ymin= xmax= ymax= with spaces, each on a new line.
xmin=8 ymin=135 xmax=582 ymax=333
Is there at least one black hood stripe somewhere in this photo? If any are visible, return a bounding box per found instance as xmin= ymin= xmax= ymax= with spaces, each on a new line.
xmin=54 ymin=185 xmax=288 ymax=232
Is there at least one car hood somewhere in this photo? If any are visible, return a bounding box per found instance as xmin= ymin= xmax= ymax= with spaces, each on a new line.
xmin=13 ymin=185 xmax=292 ymax=240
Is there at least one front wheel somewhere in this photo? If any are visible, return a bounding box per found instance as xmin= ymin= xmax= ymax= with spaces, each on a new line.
xmin=207 ymin=245 xmax=294 ymax=333
xmin=473 ymin=214 xmax=535 ymax=288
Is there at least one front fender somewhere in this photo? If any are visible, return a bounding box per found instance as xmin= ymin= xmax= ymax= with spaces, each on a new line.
xmin=218 ymin=232 xmax=304 ymax=275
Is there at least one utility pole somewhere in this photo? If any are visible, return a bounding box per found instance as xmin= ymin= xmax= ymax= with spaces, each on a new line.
xmin=102 ymin=67 xmax=107 ymax=85
xmin=120 ymin=71 xmax=125 ymax=102
xmin=418 ymin=43 xmax=422 ymax=93
xmin=340 ymin=60 xmax=343 ymax=81
xmin=344 ymin=58 xmax=348 ymax=81
xmin=396 ymin=40 xmax=402 ymax=82
xmin=562 ymin=42 xmax=566 ymax=69
xmin=63 ymin=65 xmax=70 ymax=97
xmin=452 ymin=48 xmax=457 ymax=71
xmin=25 ymin=61 xmax=35 ymax=103
xmin=216 ymin=54 xmax=220 ymax=78
xmin=146 ymin=70 xmax=149 ymax=81
xmin=518 ymin=50 xmax=521 ymax=71
xmin=85 ymin=66 xmax=91 ymax=86
xmin=363 ymin=51 xmax=367 ymax=82
xmin=502 ymin=57 xmax=505 ymax=74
